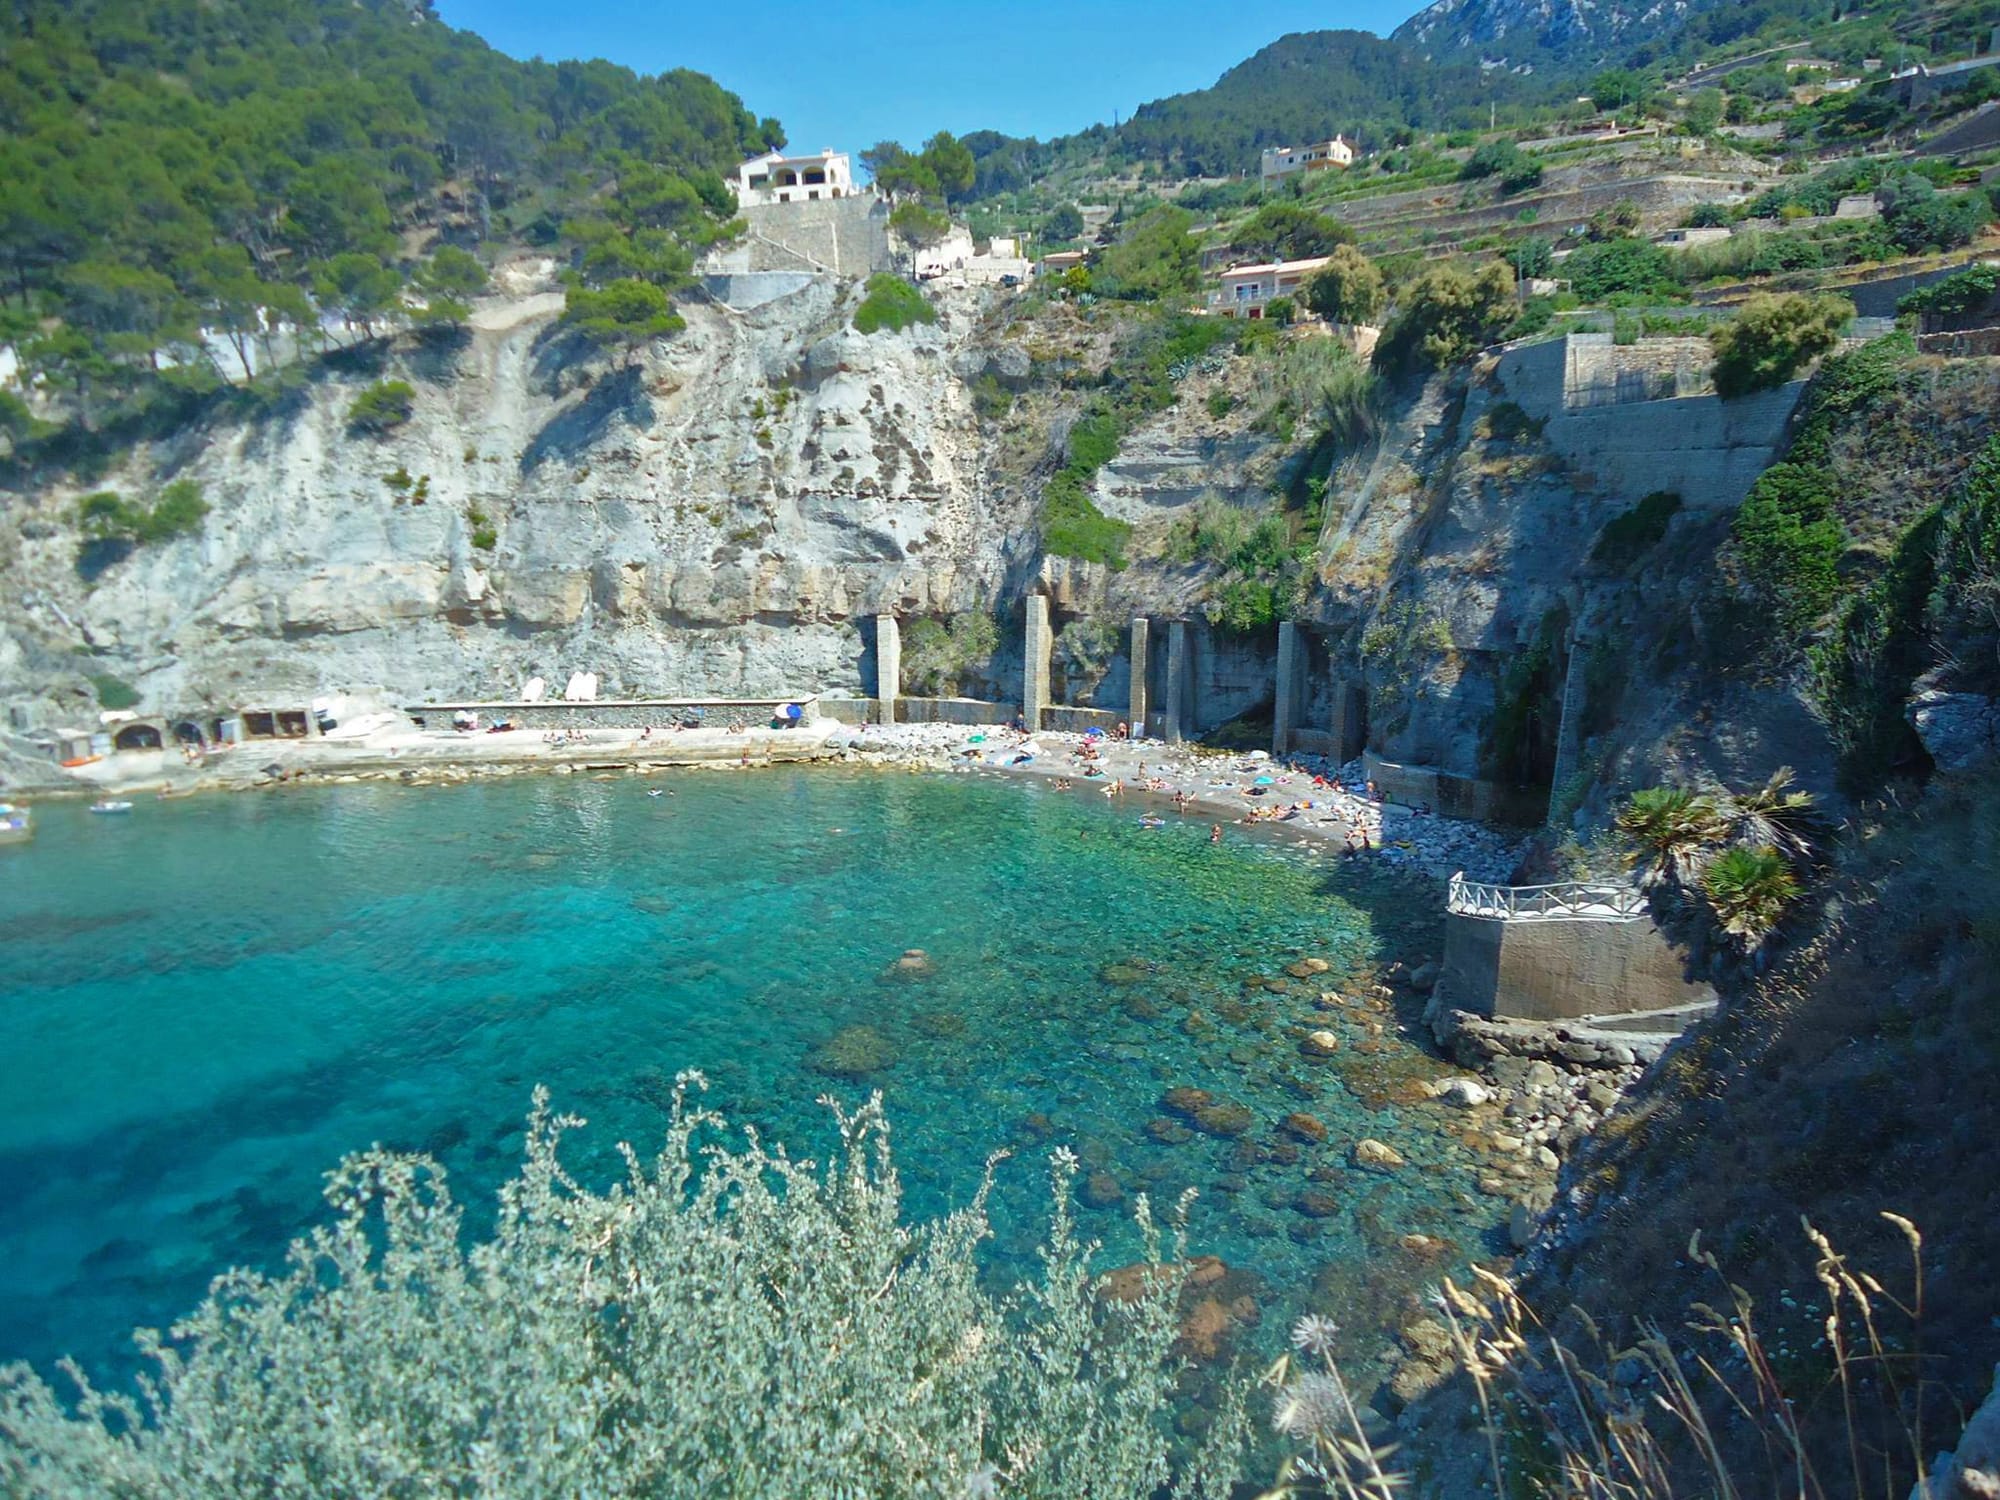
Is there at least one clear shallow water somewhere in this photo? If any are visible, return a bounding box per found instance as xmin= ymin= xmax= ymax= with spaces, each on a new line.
xmin=0 ymin=768 xmax=1494 ymax=1389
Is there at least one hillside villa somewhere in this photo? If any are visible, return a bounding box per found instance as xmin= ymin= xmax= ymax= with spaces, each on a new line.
xmin=1207 ymin=254 xmax=1332 ymax=317
xmin=732 ymin=148 xmax=856 ymax=206
xmin=1259 ymin=136 xmax=1354 ymax=182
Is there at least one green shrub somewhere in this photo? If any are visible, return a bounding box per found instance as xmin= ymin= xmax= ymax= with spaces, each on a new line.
xmin=887 ymin=201 xmax=951 ymax=247
xmin=0 ymin=1085 xmax=1244 ymax=1495
xmin=90 ymin=673 xmax=139 ymax=711
xmin=1206 ymin=388 xmax=1236 ymax=419
xmin=1228 ymin=202 xmax=1352 ymax=262
xmin=903 ymin=611 xmax=1001 ymax=696
xmin=76 ymin=491 xmax=136 ymax=538
xmin=1898 ymin=263 xmax=2000 ymax=320
xmin=1787 ymin=330 xmax=1913 ymax=467
xmin=1812 ymin=437 xmax=2000 ymax=788
xmin=346 ymin=378 xmax=416 ymax=434
xmin=1373 ymin=260 xmax=1516 ymax=375
xmin=1067 ymin=411 xmax=1121 ymax=470
xmin=1214 ymin=576 xmax=1281 ymax=632
xmin=1482 ymin=401 xmax=1542 ymax=442
xmin=1591 ymin=491 xmax=1681 ymax=571
xmin=1616 ymin=786 xmax=1730 ymax=885
xmin=853 ymin=274 xmax=937 ymax=335
xmin=76 ymin=480 xmax=207 ymax=545
xmin=562 ymin=279 xmax=686 ymax=344
xmin=1093 ymin=206 xmax=1198 ymax=302
xmin=1732 ymin=463 xmax=1845 ymax=636
xmin=1700 ymin=844 xmax=1801 ymax=941
xmin=1041 ymin=469 xmax=1131 ymax=567
xmin=1709 ymin=293 xmax=1852 ymax=399
xmin=1301 ymin=245 xmax=1385 ymax=326
xmin=1563 ymin=238 xmax=1677 ymax=302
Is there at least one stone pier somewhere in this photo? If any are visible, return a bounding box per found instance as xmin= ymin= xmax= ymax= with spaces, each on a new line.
xmin=1272 ymin=621 xmax=1303 ymax=756
xmin=874 ymin=614 xmax=900 ymax=726
xmin=1128 ymin=617 xmax=1150 ymax=734
xmin=1163 ymin=620 xmax=1190 ymax=745
xmin=1023 ymin=594 xmax=1051 ymax=732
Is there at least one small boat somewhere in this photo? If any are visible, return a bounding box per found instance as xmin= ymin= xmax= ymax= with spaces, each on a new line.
xmin=0 ymin=803 xmax=31 ymax=845
xmin=89 ymin=800 xmax=135 ymax=816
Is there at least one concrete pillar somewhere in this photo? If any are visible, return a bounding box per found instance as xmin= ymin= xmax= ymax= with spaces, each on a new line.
xmin=1128 ymin=617 xmax=1150 ymax=735
xmin=1272 ymin=621 xmax=1302 ymax=757
xmin=1164 ymin=620 xmax=1190 ymax=745
xmin=1546 ymin=638 xmax=1591 ymax=828
xmin=1330 ymin=676 xmax=1365 ymax=764
xmin=1023 ymin=594 xmax=1051 ymax=731
xmin=875 ymin=614 xmax=900 ymax=726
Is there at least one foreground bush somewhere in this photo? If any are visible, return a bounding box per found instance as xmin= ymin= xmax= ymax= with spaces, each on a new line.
xmin=0 ymin=1083 xmax=1244 ymax=1498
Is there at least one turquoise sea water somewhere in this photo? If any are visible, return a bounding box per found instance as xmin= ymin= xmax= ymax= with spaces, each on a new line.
xmin=0 ymin=768 xmax=1494 ymax=1391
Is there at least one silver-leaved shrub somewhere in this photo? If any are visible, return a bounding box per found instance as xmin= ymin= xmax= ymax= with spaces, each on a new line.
xmin=0 ymin=1078 xmax=1248 ymax=1498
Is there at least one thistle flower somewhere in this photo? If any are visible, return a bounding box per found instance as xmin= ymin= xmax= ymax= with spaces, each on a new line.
xmin=1291 ymin=1314 xmax=1342 ymax=1359
xmin=1273 ymin=1371 xmax=1351 ymax=1438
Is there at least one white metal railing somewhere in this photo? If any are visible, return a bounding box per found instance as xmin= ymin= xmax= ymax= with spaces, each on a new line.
xmin=1447 ymin=872 xmax=1647 ymax=921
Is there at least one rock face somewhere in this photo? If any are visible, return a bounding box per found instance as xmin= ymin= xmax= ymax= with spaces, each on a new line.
xmin=1909 ymin=691 xmax=2000 ymax=774
xmin=2 ymin=276 xmax=1030 ymax=716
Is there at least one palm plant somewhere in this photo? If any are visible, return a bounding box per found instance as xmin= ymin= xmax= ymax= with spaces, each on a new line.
xmin=1723 ymin=766 xmax=1823 ymax=865
xmin=1701 ymin=843 xmax=1803 ymax=941
xmin=1615 ymin=785 xmax=1730 ymax=886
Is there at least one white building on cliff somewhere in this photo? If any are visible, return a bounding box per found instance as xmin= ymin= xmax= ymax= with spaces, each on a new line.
xmin=732 ymin=148 xmax=857 ymax=207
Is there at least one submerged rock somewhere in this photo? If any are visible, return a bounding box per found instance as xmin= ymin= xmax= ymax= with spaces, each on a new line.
xmin=1299 ymin=1029 xmax=1343 ymax=1058
xmin=1191 ymin=1100 xmax=1255 ymax=1137
xmin=1279 ymin=1111 xmax=1329 ymax=1143
xmin=1353 ymin=1138 xmax=1407 ymax=1171
xmin=884 ymin=948 xmax=934 ymax=979
xmin=1294 ymin=1190 xmax=1340 ymax=1218
xmin=808 ymin=1025 xmax=899 ymax=1078
xmin=1146 ymin=1117 xmax=1194 ymax=1145
xmin=1081 ymin=1171 xmax=1124 ymax=1209
xmin=1161 ymin=1087 xmax=1213 ymax=1118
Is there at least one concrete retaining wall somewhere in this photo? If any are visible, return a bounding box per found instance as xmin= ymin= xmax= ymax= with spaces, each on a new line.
xmin=818 ymin=696 xmax=1018 ymax=726
xmin=1438 ymin=910 xmax=1719 ymax=1021
xmin=1364 ymin=751 xmax=1547 ymax=825
xmin=699 ymin=272 xmax=819 ymax=311
xmin=899 ymin=697 xmax=1018 ymax=726
xmin=1496 ymin=335 xmax=1802 ymax=509
xmin=705 ymin=197 xmax=893 ymax=277
xmin=1044 ymin=706 xmax=1120 ymax=732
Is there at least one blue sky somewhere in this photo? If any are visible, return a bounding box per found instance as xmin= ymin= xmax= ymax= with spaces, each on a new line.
xmin=436 ymin=1 xmax=1433 ymax=159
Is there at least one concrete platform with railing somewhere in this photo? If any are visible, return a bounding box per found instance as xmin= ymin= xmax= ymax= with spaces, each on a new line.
xmin=1439 ymin=871 xmax=1716 ymax=1023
